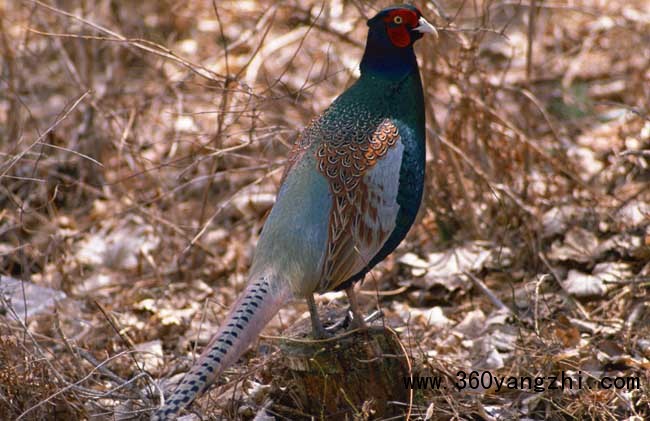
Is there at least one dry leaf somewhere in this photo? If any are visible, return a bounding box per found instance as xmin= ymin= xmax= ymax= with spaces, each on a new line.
xmin=548 ymin=227 xmax=600 ymax=263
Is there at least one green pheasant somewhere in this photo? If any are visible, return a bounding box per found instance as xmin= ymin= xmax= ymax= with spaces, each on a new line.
xmin=153 ymin=4 xmax=435 ymax=419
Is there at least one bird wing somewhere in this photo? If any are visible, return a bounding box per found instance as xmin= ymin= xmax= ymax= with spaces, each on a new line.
xmin=317 ymin=119 xmax=403 ymax=291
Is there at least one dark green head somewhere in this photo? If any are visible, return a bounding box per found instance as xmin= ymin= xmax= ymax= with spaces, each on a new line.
xmin=360 ymin=4 xmax=436 ymax=78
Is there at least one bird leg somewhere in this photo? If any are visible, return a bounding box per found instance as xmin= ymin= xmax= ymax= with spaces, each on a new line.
xmin=307 ymin=294 xmax=330 ymax=339
xmin=345 ymin=285 xmax=368 ymax=330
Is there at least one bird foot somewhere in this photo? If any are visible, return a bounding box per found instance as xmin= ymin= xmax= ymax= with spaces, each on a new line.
xmin=363 ymin=309 xmax=384 ymax=324
xmin=349 ymin=309 xmax=384 ymax=330
xmin=322 ymin=308 xmax=366 ymax=334
xmin=328 ymin=308 xmax=384 ymax=332
xmin=347 ymin=309 xmax=368 ymax=330
xmin=311 ymin=322 xmax=333 ymax=339
xmin=321 ymin=309 xmax=384 ymax=335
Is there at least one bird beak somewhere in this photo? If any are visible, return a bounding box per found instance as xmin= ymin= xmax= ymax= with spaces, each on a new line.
xmin=414 ymin=16 xmax=438 ymax=39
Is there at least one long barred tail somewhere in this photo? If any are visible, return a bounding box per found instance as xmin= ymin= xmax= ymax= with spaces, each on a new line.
xmin=152 ymin=275 xmax=291 ymax=420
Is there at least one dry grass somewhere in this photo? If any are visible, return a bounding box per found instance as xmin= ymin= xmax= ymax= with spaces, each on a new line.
xmin=1 ymin=0 xmax=649 ymax=419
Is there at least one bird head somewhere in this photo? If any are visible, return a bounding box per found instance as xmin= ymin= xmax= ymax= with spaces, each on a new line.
xmin=367 ymin=4 xmax=437 ymax=48
xmin=360 ymin=5 xmax=436 ymax=78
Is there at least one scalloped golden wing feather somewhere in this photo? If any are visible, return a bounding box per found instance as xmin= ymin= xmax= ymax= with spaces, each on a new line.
xmin=316 ymin=119 xmax=403 ymax=292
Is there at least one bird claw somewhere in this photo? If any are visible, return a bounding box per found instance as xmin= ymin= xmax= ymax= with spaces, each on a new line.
xmin=363 ymin=309 xmax=384 ymax=324
xmin=312 ymin=323 xmax=333 ymax=339
xmin=347 ymin=309 xmax=368 ymax=330
xmin=349 ymin=309 xmax=384 ymax=330
xmin=325 ymin=316 xmax=347 ymax=333
xmin=325 ymin=308 xmax=384 ymax=333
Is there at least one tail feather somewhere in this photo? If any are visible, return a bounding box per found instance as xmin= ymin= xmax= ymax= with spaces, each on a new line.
xmin=152 ymin=274 xmax=291 ymax=420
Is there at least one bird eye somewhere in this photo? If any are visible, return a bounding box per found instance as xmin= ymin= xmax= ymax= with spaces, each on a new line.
xmin=393 ymin=16 xmax=403 ymax=24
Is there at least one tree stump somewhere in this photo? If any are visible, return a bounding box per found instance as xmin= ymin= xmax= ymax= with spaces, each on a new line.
xmin=277 ymin=313 xmax=409 ymax=419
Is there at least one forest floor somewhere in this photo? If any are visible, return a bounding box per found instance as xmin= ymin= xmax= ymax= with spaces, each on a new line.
xmin=1 ymin=0 xmax=649 ymax=420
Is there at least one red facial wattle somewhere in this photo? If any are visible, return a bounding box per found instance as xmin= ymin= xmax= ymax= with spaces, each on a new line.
xmin=386 ymin=26 xmax=411 ymax=47
xmin=384 ymin=9 xmax=419 ymax=48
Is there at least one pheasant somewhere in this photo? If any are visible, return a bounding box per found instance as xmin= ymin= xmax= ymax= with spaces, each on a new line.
xmin=152 ymin=5 xmax=435 ymax=419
